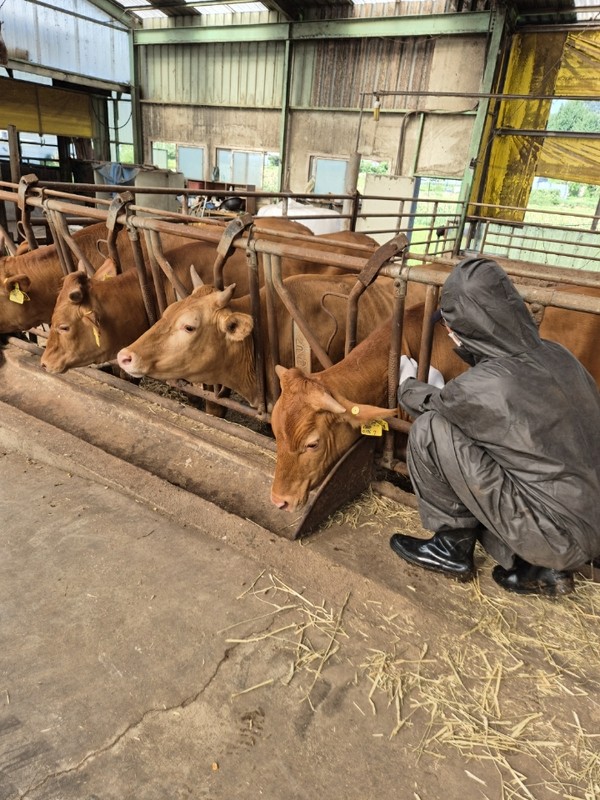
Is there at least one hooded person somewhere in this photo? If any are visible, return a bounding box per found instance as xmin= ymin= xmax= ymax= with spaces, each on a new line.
xmin=390 ymin=256 xmax=600 ymax=597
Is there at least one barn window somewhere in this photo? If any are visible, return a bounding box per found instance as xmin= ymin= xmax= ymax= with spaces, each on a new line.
xmin=177 ymin=146 xmax=205 ymax=182
xmin=108 ymin=94 xmax=134 ymax=164
xmin=215 ymin=148 xmax=277 ymax=190
xmin=309 ymin=157 xmax=348 ymax=196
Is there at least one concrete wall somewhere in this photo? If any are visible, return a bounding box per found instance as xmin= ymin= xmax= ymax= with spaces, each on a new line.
xmin=141 ymin=32 xmax=488 ymax=191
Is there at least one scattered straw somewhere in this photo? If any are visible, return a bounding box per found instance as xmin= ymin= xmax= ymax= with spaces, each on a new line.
xmin=225 ymin=561 xmax=600 ymax=799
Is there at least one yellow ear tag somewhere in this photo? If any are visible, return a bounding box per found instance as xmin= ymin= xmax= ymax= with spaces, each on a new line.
xmin=9 ymin=283 xmax=30 ymax=305
xmin=92 ymin=326 xmax=101 ymax=347
xmin=351 ymin=405 xmax=360 ymax=415
xmin=361 ymin=419 xmax=390 ymax=437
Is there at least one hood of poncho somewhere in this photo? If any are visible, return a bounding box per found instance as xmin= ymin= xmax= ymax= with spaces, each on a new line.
xmin=440 ymin=257 xmax=541 ymax=359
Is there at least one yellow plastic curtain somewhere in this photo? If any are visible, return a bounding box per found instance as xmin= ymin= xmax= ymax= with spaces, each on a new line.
xmin=0 ymin=77 xmax=93 ymax=137
xmin=471 ymin=30 xmax=600 ymax=221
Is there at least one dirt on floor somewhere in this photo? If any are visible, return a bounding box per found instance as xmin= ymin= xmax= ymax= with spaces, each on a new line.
xmin=1 ymin=444 xmax=600 ymax=800
xmin=1 ymin=341 xmax=600 ymax=800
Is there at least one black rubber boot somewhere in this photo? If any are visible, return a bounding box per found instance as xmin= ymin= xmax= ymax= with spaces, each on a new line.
xmin=389 ymin=528 xmax=478 ymax=582
xmin=492 ymin=557 xmax=574 ymax=597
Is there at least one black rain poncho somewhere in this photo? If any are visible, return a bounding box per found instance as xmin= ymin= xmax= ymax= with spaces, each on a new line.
xmin=398 ymin=257 xmax=600 ymax=570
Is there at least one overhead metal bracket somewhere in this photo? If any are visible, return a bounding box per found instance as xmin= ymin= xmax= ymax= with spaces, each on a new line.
xmin=106 ymin=191 xmax=133 ymax=273
xmin=345 ymin=233 xmax=409 ymax=355
xmin=212 ymin=212 xmax=254 ymax=289
xmin=17 ymin=174 xmax=40 ymax=252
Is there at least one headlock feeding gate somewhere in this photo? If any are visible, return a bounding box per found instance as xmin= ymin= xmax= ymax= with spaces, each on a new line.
xmin=1 ymin=175 xmax=600 ymax=537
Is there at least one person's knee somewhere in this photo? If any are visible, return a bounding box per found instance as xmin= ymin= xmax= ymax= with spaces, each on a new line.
xmin=409 ymin=410 xmax=450 ymax=452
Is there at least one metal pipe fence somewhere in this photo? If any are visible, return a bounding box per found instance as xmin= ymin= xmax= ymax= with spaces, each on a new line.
xmin=2 ymin=179 xmax=600 ymax=482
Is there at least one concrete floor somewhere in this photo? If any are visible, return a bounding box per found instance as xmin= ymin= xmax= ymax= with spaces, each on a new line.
xmin=0 ymin=404 xmax=469 ymax=800
xmin=2 ymin=355 xmax=600 ymax=800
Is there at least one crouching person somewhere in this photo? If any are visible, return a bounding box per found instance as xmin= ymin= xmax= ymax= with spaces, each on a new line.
xmin=390 ymin=256 xmax=600 ymax=597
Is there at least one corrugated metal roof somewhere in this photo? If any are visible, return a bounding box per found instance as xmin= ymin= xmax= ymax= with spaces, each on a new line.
xmin=100 ymin=0 xmax=600 ymax=26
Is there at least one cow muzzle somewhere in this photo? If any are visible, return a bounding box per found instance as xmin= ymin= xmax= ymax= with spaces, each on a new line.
xmin=117 ymin=347 xmax=145 ymax=378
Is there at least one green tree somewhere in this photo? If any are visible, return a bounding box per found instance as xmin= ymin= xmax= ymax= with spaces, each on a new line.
xmin=548 ymin=101 xmax=600 ymax=133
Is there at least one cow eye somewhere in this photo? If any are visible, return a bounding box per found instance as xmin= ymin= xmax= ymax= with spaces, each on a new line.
xmin=183 ymin=324 xmax=196 ymax=333
xmin=305 ymin=440 xmax=319 ymax=451
xmin=57 ymin=324 xmax=70 ymax=333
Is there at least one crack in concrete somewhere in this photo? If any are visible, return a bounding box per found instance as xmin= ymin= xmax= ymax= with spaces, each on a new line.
xmin=17 ymin=645 xmax=236 ymax=800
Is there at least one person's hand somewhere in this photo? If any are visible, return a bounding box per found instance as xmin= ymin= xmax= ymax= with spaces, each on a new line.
xmin=399 ymin=355 xmax=445 ymax=388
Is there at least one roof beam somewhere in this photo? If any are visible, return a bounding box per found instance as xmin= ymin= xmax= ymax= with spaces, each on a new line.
xmin=261 ymin=1 xmax=302 ymax=20
xmin=133 ymin=11 xmax=493 ymax=44
xmin=84 ymin=0 xmax=140 ymax=27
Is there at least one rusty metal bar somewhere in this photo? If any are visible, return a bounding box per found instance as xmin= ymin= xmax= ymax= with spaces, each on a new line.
xmin=169 ymin=381 xmax=269 ymax=421
xmin=43 ymin=206 xmax=77 ymax=276
xmin=17 ymin=175 xmax=41 ymax=251
xmin=270 ymin=256 xmax=334 ymax=371
xmin=380 ymin=275 xmax=409 ymax=469
xmin=148 ymin=230 xmax=189 ymax=303
xmin=51 ymin=208 xmax=96 ymax=276
xmin=129 ymin=227 xmax=158 ymax=326
xmin=0 ymin=223 xmax=17 ymax=255
xmin=246 ymin=243 xmax=268 ymax=416
xmin=262 ymin=254 xmax=283 ymax=399
xmin=416 ymin=284 xmax=440 ymax=383
xmin=143 ymin=229 xmax=169 ymax=315
xmin=345 ymin=234 xmax=409 ymax=356
xmin=212 ymin=213 xmax=253 ymax=290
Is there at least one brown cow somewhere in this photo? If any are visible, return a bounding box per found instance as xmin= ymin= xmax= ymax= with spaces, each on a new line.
xmin=40 ymin=257 xmax=192 ymax=373
xmin=0 ymin=222 xmax=120 ymax=333
xmin=0 ymin=217 xmax=369 ymax=335
xmin=40 ymin=224 xmax=379 ymax=374
xmin=269 ymin=313 xmax=466 ymax=512
xmin=537 ymin=284 xmax=600 ymax=384
xmin=116 ymin=273 xmax=396 ymax=409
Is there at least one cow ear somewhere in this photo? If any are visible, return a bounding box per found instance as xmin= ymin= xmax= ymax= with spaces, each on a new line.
xmin=4 ymin=273 xmax=31 ymax=293
xmin=220 ymin=311 xmax=253 ymax=341
xmin=343 ymin=403 xmax=397 ymax=427
xmin=94 ymin=258 xmax=117 ymax=281
xmin=65 ymin=272 xmax=90 ymax=304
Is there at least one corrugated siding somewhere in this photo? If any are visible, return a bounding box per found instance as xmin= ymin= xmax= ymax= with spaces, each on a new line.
xmin=291 ymin=37 xmax=434 ymax=109
xmin=139 ymin=40 xmax=285 ymax=106
xmin=3 ymin=0 xmax=130 ymax=84
xmin=139 ymin=35 xmax=434 ymax=110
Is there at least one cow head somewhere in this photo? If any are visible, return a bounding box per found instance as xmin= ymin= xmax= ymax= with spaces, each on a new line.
xmin=41 ymin=258 xmax=146 ymax=373
xmin=117 ymin=283 xmax=252 ymax=388
xmin=270 ymin=365 xmax=395 ymax=512
xmin=0 ymin=260 xmax=54 ymax=333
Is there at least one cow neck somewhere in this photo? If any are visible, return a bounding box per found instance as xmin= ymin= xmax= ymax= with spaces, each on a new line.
xmin=12 ymin=249 xmax=65 ymax=320
xmin=227 ymin=294 xmax=264 ymax=407
xmin=95 ymin=270 xmax=149 ymax=333
xmin=224 ymin=291 xmax=287 ymax=409
xmin=313 ymin=319 xmax=392 ymax=409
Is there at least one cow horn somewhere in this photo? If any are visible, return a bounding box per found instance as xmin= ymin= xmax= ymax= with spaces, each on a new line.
xmin=214 ymin=283 xmax=236 ymax=308
xmin=190 ymin=264 xmax=204 ymax=289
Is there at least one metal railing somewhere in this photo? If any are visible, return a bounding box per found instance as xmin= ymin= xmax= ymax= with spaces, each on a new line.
xmin=2 ymin=177 xmax=600 ymax=481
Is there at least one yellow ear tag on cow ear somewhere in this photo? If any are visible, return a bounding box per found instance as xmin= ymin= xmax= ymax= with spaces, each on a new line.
xmin=361 ymin=419 xmax=390 ymax=437
xmin=9 ymin=283 xmax=30 ymax=305
xmin=351 ymin=405 xmax=360 ymax=416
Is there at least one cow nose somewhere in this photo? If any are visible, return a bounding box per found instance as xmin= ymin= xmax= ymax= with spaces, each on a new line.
xmin=270 ymin=493 xmax=288 ymax=510
xmin=117 ymin=348 xmax=132 ymax=367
